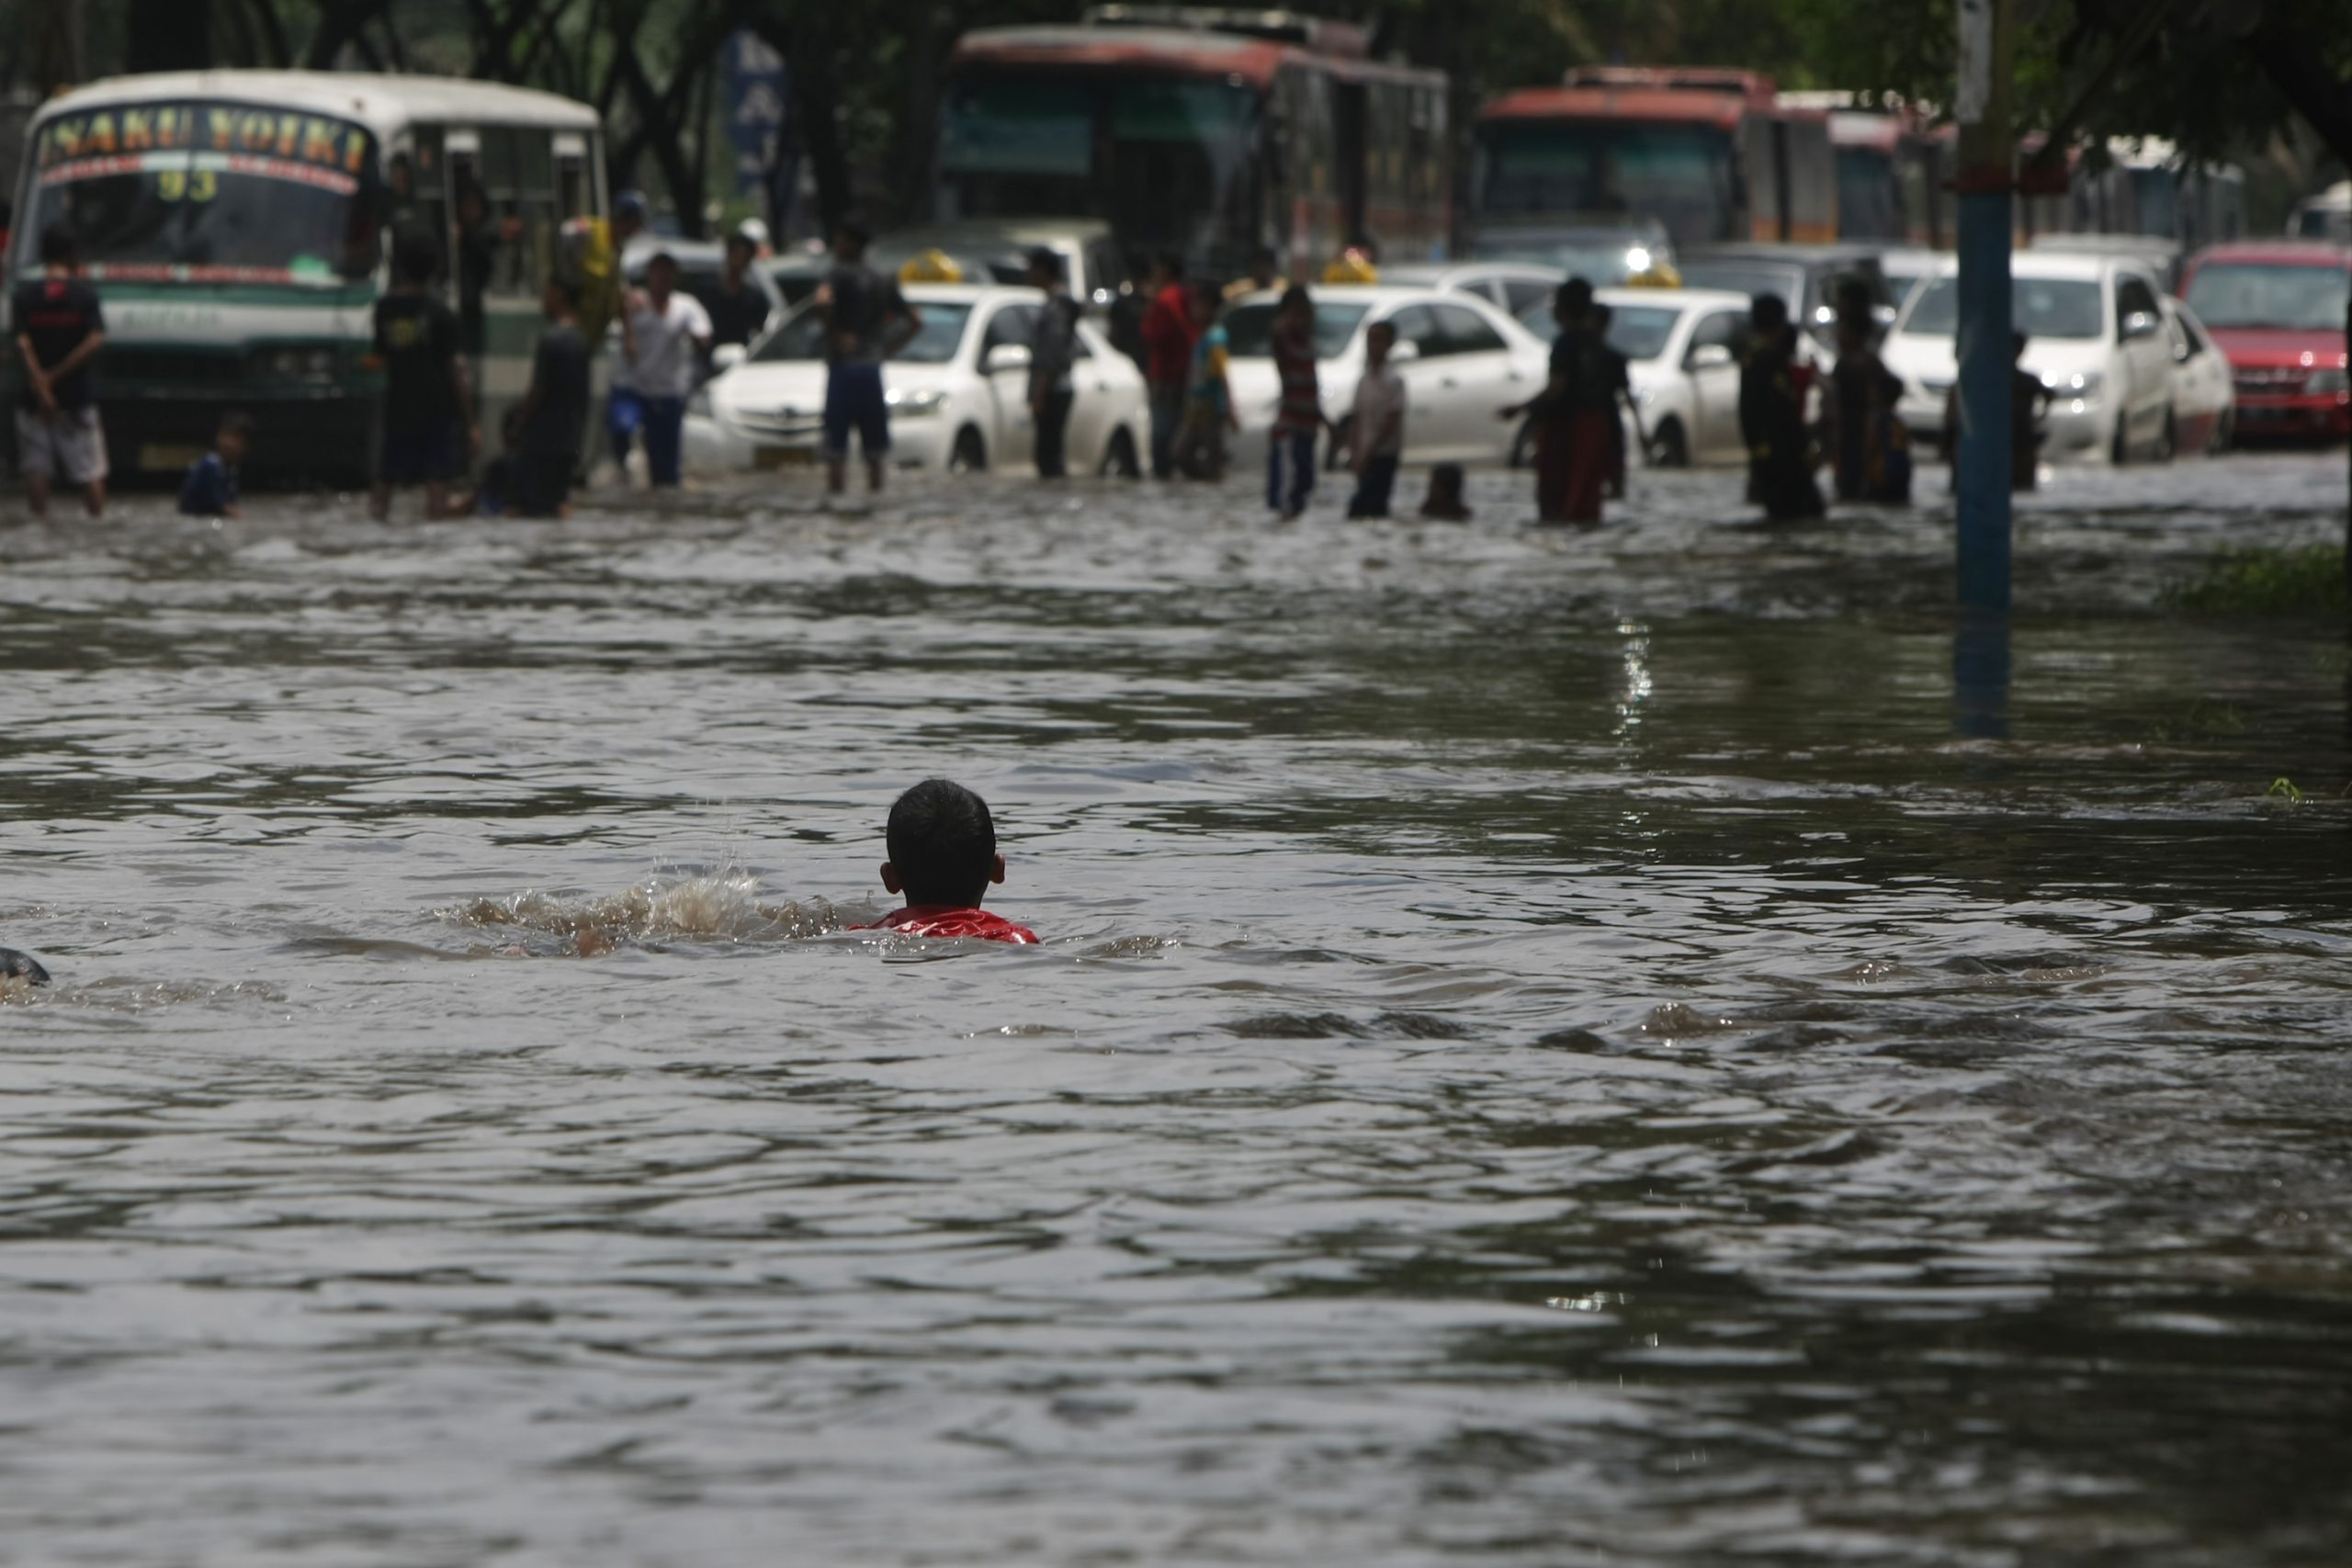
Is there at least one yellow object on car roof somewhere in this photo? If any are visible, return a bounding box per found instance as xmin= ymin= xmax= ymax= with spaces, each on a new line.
xmin=1623 ymin=261 xmax=1684 ymax=288
xmin=899 ymin=249 xmax=964 ymax=284
xmin=1322 ymin=248 xmax=1378 ymax=285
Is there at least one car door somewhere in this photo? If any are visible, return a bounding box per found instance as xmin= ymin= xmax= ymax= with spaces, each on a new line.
xmin=978 ymin=302 xmax=1038 ymax=468
xmin=1430 ymin=301 xmax=1530 ymax=464
xmin=1062 ymin=325 xmax=1115 ymax=468
xmin=2113 ymin=272 xmax=2171 ymax=452
xmin=1383 ymin=304 xmax=1456 ymax=460
xmin=1682 ymin=309 xmax=1748 ymax=460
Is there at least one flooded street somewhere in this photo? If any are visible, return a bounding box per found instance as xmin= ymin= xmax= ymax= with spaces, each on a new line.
xmin=2 ymin=452 xmax=2349 ymax=1565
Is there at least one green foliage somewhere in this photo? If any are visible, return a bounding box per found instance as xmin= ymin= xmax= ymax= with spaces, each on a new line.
xmin=2161 ymin=547 xmax=2351 ymax=618
xmin=2267 ymin=776 xmax=2305 ymax=804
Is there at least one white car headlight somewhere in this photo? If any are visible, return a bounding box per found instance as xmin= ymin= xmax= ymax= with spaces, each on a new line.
xmin=887 ymin=388 xmax=947 ymax=417
xmin=2042 ymin=370 xmax=2101 ymax=400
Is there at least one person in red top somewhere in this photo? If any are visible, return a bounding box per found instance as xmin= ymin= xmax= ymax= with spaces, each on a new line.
xmin=1266 ymin=284 xmax=1329 ymax=519
xmin=861 ymin=778 xmax=1038 ymax=945
xmin=1138 ymin=252 xmax=1196 ymax=479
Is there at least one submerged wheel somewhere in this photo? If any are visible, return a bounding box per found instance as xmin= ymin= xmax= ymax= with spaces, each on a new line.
xmin=2211 ymin=410 xmax=2233 ymax=456
xmin=2110 ymin=417 xmax=2130 ymax=466
xmin=949 ymin=426 xmax=988 ymax=473
xmin=1102 ymin=426 xmax=1141 ymax=479
xmin=1651 ymin=418 xmax=1690 ymax=468
xmin=1509 ymin=415 xmax=1535 ymax=469
xmin=2154 ymin=412 xmax=2177 ymax=464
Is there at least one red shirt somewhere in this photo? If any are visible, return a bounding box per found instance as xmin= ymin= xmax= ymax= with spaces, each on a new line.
xmin=863 ymin=907 xmax=1039 ymax=945
xmin=1139 ymin=282 xmax=1197 ymax=388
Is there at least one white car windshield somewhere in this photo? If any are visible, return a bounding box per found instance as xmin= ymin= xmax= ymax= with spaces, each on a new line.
xmin=1903 ymin=276 xmax=2104 ymax=341
xmin=753 ymin=301 xmax=974 ymax=365
xmin=1224 ymin=302 xmax=1373 ymax=360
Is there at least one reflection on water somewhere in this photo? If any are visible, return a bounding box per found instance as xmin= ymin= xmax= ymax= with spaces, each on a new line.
xmin=1 ymin=456 xmax=2349 ymax=1564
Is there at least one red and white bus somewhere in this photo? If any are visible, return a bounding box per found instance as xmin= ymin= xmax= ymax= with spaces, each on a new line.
xmin=1779 ymin=93 xmax=1950 ymax=247
xmin=1470 ymin=68 xmax=1835 ymax=256
xmin=934 ymin=7 xmax=1450 ymax=279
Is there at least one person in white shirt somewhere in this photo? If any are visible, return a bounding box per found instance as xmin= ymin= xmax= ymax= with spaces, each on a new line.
xmin=614 ymin=251 xmax=713 ymax=488
xmin=1344 ymin=320 xmax=1407 ymax=518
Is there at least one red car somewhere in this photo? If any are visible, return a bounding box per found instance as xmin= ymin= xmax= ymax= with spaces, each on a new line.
xmin=2179 ymin=242 xmax=2351 ymax=441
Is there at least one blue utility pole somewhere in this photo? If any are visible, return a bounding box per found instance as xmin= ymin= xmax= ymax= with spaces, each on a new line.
xmin=1953 ymin=0 xmax=2014 ymax=613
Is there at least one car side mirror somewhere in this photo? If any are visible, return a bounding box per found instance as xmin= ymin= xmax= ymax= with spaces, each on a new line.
xmin=712 ymin=343 xmax=747 ymax=373
xmin=984 ymin=343 xmax=1032 ymax=374
xmin=1386 ymin=339 xmax=1421 ymax=365
xmin=1686 ymin=343 xmax=1735 ymax=370
xmin=2120 ymin=310 xmax=2160 ymax=342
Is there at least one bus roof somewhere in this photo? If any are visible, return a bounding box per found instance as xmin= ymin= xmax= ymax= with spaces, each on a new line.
xmin=951 ymin=25 xmax=1442 ymax=90
xmin=1481 ymin=86 xmax=1752 ymax=130
xmin=32 ymin=71 xmax=602 ymax=137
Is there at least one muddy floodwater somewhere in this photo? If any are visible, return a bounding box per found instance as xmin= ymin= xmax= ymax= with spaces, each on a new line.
xmin=2 ymin=455 xmax=2349 ymax=1566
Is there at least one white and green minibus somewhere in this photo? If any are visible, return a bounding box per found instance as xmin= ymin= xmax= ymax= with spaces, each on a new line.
xmin=7 ymin=71 xmax=605 ymax=485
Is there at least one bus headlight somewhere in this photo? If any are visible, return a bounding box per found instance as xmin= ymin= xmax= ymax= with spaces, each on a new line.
xmin=256 ymin=345 xmax=339 ymax=385
xmin=887 ymin=388 xmax=947 ymax=418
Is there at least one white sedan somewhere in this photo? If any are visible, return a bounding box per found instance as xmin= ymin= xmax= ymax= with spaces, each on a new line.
xmin=1883 ymin=254 xmax=2180 ymax=463
xmin=1515 ymin=287 xmax=1760 ymax=466
xmin=1222 ymin=286 xmax=1551 ymax=468
xmin=684 ymin=284 xmax=1149 ymax=476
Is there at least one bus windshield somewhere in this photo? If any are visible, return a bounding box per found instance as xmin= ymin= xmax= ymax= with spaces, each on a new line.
xmin=1476 ymin=120 xmax=1737 ymax=249
xmin=2183 ymin=263 xmax=2349 ymax=332
xmin=936 ymin=72 xmax=1259 ymax=264
xmin=20 ymin=101 xmax=379 ymax=285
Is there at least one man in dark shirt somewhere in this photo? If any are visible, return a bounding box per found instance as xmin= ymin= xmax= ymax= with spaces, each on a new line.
xmin=12 ymin=224 xmax=107 ymax=521
xmin=1026 ymin=246 xmax=1081 ymax=480
xmin=819 ymin=218 xmax=920 ymax=497
xmin=1740 ymin=293 xmax=1826 ymax=522
xmin=512 ymin=276 xmax=591 ymax=518
xmin=371 ymin=232 xmax=476 ymax=521
xmin=453 ymin=179 xmax=509 ymax=371
xmin=702 ymin=229 xmax=774 ymax=359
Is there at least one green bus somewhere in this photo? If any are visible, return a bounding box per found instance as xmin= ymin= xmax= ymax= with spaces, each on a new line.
xmin=7 ymin=71 xmax=605 ymax=486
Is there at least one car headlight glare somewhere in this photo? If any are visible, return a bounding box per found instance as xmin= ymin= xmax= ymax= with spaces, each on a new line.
xmin=2040 ymin=370 xmax=2100 ymax=399
xmin=887 ymin=388 xmax=947 ymax=417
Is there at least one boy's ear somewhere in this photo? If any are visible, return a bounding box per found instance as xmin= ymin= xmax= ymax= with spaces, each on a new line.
xmin=990 ymin=852 xmax=1007 ymax=886
xmin=879 ymin=862 xmax=902 ymax=896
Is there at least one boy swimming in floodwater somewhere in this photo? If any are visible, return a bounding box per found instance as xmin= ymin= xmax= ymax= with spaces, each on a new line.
xmin=860 ymin=779 xmax=1038 ymax=945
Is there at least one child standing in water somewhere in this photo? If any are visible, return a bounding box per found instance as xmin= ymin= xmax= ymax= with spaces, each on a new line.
xmin=1172 ymin=282 xmax=1238 ymax=480
xmin=861 ymin=780 xmax=1038 ymax=945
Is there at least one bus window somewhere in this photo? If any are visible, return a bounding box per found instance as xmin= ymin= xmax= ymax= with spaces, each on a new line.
xmin=555 ymin=134 xmax=592 ymax=222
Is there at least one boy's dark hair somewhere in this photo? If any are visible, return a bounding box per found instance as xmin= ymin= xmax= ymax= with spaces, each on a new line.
xmin=887 ymin=779 xmax=999 ymax=907
xmin=394 ymin=231 xmax=438 ymax=285
xmin=1556 ymin=276 xmax=1593 ymax=315
xmin=1430 ymin=461 xmax=1464 ymax=492
xmin=217 ymin=409 xmax=254 ymax=442
xmin=1751 ymin=292 xmax=1789 ymax=329
xmin=1277 ymin=283 xmax=1311 ymax=313
xmin=38 ymin=223 xmax=77 ymax=266
xmin=835 ymin=215 xmax=872 ymax=250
